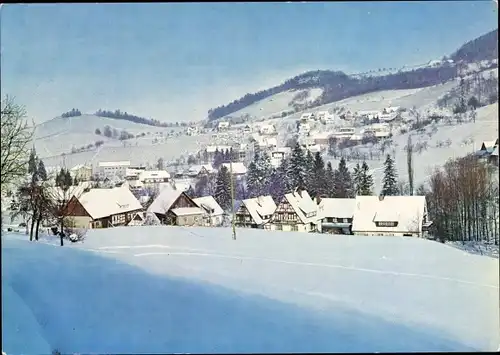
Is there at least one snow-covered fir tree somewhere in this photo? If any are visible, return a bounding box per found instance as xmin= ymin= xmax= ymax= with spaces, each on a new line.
xmin=246 ymin=149 xmax=272 ymax=197
xmin=353 ymin=162 xmax=363 ymax=195
xmin=305 ymin=150 xmax=315 ymax=190
xmin=359 ymin=161 xmax=374 ymax=196
xmin=325 ymin=161 xmax=335 ymax=197
xmin=333 ymin=157 xmax=354 ymax=198
xmin=246 ymin=161 xmax=260 ymax=197
xmin=288 ymin=142 xmax=307 ymax=190
xmin=268 ymin=167 xmax=286 ymax=203
xmin=309 ymin=152 xmax=327 ymax=198
xmin=212 ymin=149 xmax=224 ymax=169
xmin=214 ymin=166 xmax=232 ymax=210
xmin=381 ymin=154 xmax=398 ymax=196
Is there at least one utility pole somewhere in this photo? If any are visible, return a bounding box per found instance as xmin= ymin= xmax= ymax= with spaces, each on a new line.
xmin=229 ymin=158 xmax=237 ymax=240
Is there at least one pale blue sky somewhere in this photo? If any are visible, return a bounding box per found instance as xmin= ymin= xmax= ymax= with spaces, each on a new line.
xmin=1 ymin=2 xmax=498 ymax=123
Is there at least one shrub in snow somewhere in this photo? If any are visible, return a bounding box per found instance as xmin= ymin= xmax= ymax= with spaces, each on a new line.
xmin=64 ymin=228 xmax=87 ymax=243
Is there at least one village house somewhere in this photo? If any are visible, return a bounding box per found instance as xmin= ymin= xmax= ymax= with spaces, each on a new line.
xmin=351 ymin=195 xmax=432 ymax=238
xmin=312 ymin=132 xmax=332 ymax=147
xmin=147 ymin=185 xmax=203 ymax=225
xmin=62 ymin=186 xmax=143 ymax=229
xmin=259 ymin=123 xmax=277 ymax=135
xmin=269 ymin=188 xmax=322 ymax=233
xmin=270 ymin=147 xmax=292 ymax=168
xmin=243 ymin=125 xmax=252 ymax=134
xmin=221 ymin=162 xmax=247 ymax=176
xmin=98 ymin=161 xmax=131 ymax=179
xmin=318 ymin=198 xmax=356 ymax=234
xmin=186 ymin=126 xmax=199 ymax=136
xmin=193 ymin=196 xmax=225 ymax=226
xmin=235 ymin=195 xmax=277 ymax=229
xmin=475 ymin=139 xmax=499 ymax=162
xmin=70 ymin=164 xmax=93 ymax=182
xmin=218 ymin=121 xmax=230 ymax=131
xmin=331 ymin=127 xmax=355 ymax=140
xmin=185 ymin=164 xmax=215 ymax=178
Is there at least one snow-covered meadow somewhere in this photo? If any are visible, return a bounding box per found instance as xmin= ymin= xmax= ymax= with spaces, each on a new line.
xmin=2 ymin=227 xmax=499 ymax=353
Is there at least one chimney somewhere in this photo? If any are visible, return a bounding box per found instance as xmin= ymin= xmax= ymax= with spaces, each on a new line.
xmin=315 ymin=195 xmax=322 ymax=205
xmin=378 ymin=194 xmax=385 ymax=201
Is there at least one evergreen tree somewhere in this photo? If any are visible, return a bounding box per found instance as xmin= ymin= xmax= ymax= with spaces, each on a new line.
xmin=333 ymin=157 xmax=354 ymax=198
xmin=353 ymin=163 xmax=363 ymax=195
xmin=213 ymin=149 xmax=224 ymax=169
xmin=305 ymin=150 xmax=315 ymax=190
xmin=381 ymin=154 xmax=398 ymax=196
xmin=359 ymin=161 xmax=374 ymax=196
xmin=310 ymin=152 xmax=327 ymax=198
xmin=246 ymin=161 xmax=260 ymax=197
xmin=258 ymin=151 xmax=273 ymax=195
xmin=28 ymin=148 xmax=37 ymax=176
xmin=37 ymin=160 xmax=47 ymax=181
xmin=268 ymin=167 xmax=286 ymax=203
xmin=325 ymin=161 xmax=335 ymax=197
xmin=288 ymin=143 xmax=307 ymax=190
xmin=214 ymin=165 xmax=232 ymax=210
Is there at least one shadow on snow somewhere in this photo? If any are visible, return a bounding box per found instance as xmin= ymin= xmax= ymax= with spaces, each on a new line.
xmin=2 ymin=238 xmax=476 ymax=354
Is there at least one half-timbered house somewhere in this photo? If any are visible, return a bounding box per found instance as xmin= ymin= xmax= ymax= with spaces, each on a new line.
xmin=269 ymin=188 xmax=321 ymax=232
xmin=235 ymin=195 xmax=276 ymax=228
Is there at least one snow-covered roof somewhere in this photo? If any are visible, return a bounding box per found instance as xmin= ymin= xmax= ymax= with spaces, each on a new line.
xmin=188 ymin=164 xmax=214 ymax=174
xmin=206 ymin=145 xmax=232 ymax=153
xmin=47 ymin=181 xmax=93 ymax=201
xmin=480 ymin=141 xmax=497 ymax=151
xmin=98 ymin=161 xmax=131 ymax=168
xmin=242 ymin=196 xmax=277 ymax=225
xmin=312 ymin=132 xmax=332 ymax=140
xmin=76 ymin=186 xmax=142 ymax=220
xmin=193 ymin=196 xmax=224 ymax=216
xmin=221 ymin=162 xmax=247 ymax=175
xmin=350 ymin=134 xmax=363 ymax=141
xmin=318 ymin=198 xmax=356 ymax=219
xmin=171 ymin=207 xmax=204 ymax=216
xmin=70 ymin=164 xmax=91 ymax=171
xmin=147 ymin=185 xmax=183 ymax=215
xmin=138 ymin=170 xmax=171 ymax=181
xmin=172 ymin=179 xmax=194 ymax=192
xmin=351 ymin=195 xmax=427 ymax=234
xmin=284 ymin=189 xmax=320 ymax=224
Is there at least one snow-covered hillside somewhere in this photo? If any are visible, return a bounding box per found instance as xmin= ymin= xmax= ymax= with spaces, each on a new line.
xmin=324 ymin=102 xmax=498 ymax=191
xmin=34 ymin=114 xmax=192 ymax=164
xmin=2 ymin=227 xmax=499 ymax=353
xmin=223 ymin=88 xmax=323 ymax=120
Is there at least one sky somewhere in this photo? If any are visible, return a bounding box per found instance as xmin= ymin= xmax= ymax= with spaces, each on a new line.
xmin=0 ymin=2 xmax=498 ymax=123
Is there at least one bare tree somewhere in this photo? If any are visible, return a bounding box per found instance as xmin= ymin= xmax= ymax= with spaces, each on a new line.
xmin=406 ymin=135 xmax=414 ymax=195
xmin=1 ymin=96 xmax=34 ymax=188
xmin=44 ymin=169 xmax=86 ymax=246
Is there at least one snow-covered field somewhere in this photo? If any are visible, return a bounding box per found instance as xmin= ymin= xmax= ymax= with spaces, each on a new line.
xmin=2 ymin=227 xmax=499 ymax=353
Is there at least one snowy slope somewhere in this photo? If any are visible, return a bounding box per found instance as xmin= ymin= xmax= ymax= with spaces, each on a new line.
xmin=34 ymin=114 xmax=186 ymax=159
xmin=325 ymin=102 xmax=499 ymax=191
xmin=2 ymin=228 xmax=498 ymax=353
xmin=223 ymin=88 xmax=323 ymax=120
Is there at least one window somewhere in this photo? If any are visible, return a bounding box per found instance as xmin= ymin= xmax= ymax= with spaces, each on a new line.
xmin=291 ymin=225 xmax=298 ymax=232
xmin=276 ymin=224 xmax=283 ymax=231
xmin=375 ymin=221 xmax=398 ymax=227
